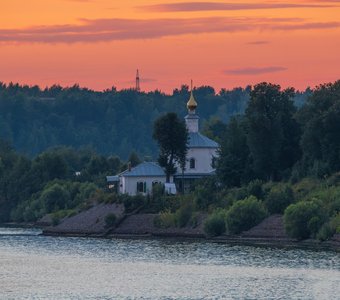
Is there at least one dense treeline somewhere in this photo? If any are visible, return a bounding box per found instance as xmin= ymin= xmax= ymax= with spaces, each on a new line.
xmin=206 ymin=81 xmax=340 ymax=240
xmin=217 ymin=81 xmax=340 ymax=185
xmin=1 ymin=80 xmax=340 ymax=242
xmin=152 ymin=81 xmax=340 ymax=241
xmin=0 ymin=142 xmax=125 ymax=223
xmin=0 ymin=82 xmax=308 ymax=159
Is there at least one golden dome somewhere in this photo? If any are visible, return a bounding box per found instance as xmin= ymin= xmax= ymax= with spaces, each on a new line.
xmin=187 ymin=90 xmax=197 ymax=111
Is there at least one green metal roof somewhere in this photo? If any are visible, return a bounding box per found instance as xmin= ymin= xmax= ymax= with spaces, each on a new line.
xmin=188 ymin=132 xmax=219 ymax=149
xmin=120 ymin=162 xmax=165 ymax=177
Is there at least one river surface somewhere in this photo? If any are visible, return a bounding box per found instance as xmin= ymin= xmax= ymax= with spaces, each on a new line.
xmin=0 ymin=227 xmax=339 ymax=299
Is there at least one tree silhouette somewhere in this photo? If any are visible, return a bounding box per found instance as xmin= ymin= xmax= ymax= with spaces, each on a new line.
xmin=153 ymin=113 xmax=188 ymax=182
xmin=246 ymin=82 xmax=300 ymax=181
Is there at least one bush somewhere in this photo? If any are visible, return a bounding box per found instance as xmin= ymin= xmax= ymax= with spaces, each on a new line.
xmin=189 ymin=211 xmax=199 ymax=228
xmin=316 ymin=213 xmax=340 ymax=241
xmin=12 ymin=197 xmax=45 ymax=222
xmin=204 ymin=209 xmax=227 ymax=237
xmin=153 ymin=210 xmax=176 ymax=228
xmin=152 ymin=183 xmax=164 ymax=201
xmin=284 ymin=200 xmax=327 ymax=240
xmin=233 ymin=187 xmax=248 ymax=201
xmin=218 ymin=193 xmax=235 ymax=210
xmin=265 ymin=183 xmax=294 ymax=214
xmin=41 ymin=183 xmax=71 ymax=212
xmin=23 ymin=206 xmax=38 ymax=222
xmin=333 ymin=213 xmax=340 ymax=233
xmin=50 ymin=209 xmax=76 ymax=226
xmin=73 ymin=183 xmax=98 ymax=205
xmin=326 ymin=172 xmax=340 ymax=186
xmin=93 ymin=189 xmax=119 ymax=204
xmin=292 ymin=178 xmax=320 ymax=200
xmin=175 ymin=201 xmax=193 ymax=228
xmin=305 ymin=186 xmax=340 ymax=216
xmin=225 ymin=196 xmax=268 ymax=234
xmin=316 ymin=223 xmax=334 ymax=241
xmin=105 ymin=213 xmax=117 ymax=228
xmin=247 ymin=180 xmax=264 ymax=199
xmin=194 ymin=186 xmax=215 ymax=210
xmin=122 ymin=194 xmax=146 ymax=213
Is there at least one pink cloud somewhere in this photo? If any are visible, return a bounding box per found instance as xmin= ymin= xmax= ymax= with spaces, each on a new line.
xmin=139 ymin=2 xmax=335 ymax=12
xmin=0 ymin=17 xmax=339 ymax=44
xmin=246 ymin=40 xmax=270 ymax=45
xmin=272 ymin=22 xmax=340 ymax=30
xmin=64 ymin=0 xmax=94 ymax=2
xmin=224 ymin=66 xmax=287 ymax=75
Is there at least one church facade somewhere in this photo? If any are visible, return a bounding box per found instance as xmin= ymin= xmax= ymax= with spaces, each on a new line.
xmin=107 ymin=88 xmax=219 ymax=195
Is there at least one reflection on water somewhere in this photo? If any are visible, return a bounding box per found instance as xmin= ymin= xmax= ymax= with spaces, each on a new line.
xmin=0 ymin=226 xmax=42 ymax=236
xmin=0 ymin=227 xmax=339 ymax=299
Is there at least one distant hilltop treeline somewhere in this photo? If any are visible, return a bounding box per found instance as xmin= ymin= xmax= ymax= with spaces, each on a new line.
xmin=0 ymin=81 xmax=309 ymax=159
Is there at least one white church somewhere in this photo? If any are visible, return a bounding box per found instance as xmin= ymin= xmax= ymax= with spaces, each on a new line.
xmin=107 ymin=88 xmax=219 ymax=195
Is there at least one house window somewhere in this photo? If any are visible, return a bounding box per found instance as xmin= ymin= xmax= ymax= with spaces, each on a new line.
xmin=190 ymin=158 xmax=196 ymax=169
xmin=137 ymin=181 xmax=146 ymax=193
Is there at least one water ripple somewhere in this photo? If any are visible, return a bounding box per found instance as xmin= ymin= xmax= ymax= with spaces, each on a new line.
xmin=0 ymin=227 xmax=339 ymax=299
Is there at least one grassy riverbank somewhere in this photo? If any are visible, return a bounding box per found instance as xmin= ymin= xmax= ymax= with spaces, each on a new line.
xmin=41 ymin=203 xmax=340 ymax=252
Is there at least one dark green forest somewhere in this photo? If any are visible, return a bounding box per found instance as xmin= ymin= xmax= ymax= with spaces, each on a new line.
xmin=0 ymin=82 xmax=308 ymax=159
xmin=1 ymin=80 xmax=340 ymax=241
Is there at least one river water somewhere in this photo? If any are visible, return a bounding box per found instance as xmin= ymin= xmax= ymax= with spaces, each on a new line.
xmin=0 ymin=227 xmax=339 ymax=299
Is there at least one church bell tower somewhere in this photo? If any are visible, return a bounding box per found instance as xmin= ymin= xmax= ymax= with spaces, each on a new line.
xmin=185 ymin=80 xmax=199 ymax=133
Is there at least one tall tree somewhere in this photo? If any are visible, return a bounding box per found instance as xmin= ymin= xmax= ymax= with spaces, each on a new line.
xmin=216 ymin=116 xmax=251 ymax=187
xmin=153 ymin=113 xmax=188 ymax=182
xmin=299 ymin=80 xmax=340 ymax=176
xmin=245 ymin=83 xmax=300 ymax=181
xmin=202 ymin=117 xmax=227 ymax=144
xmin=127 ymin=151 xmax=141 ymax=167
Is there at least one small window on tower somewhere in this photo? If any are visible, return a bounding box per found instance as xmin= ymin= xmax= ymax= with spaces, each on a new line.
xmin=190 ymin=158 xmax=196 ymax=169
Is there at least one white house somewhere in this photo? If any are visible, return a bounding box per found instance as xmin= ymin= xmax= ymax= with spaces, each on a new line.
xmin=107 ymin=88 xmax=219 ymax=195
xmin=107 ymin=162 xmax=171 ymax=196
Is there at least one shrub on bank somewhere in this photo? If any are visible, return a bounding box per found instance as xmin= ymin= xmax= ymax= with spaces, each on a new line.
xmin=284 ymin=200 xmax=327 ymax=240
xmin=292 ymin=178 xmax=321 ymax=200
xmin=225 ymin=196 xmax=268 ymax=234
xmin=194 ymin=186 xmax=215 ymax=210
xmin=247 ymin=180 xmax=264 ymax=199
xmin=316 ymin=213 xmax=340 ymax=241
xmin=154 ymin=198 xmax=194 ymax=228
xmin=10 ymin=180 xmax=99 ymax=222
xmin=175 ymin=200 xmax=193 ymax=228
xmin=154 ymin=210 xmax=176 ymax=228
xmin=121 ymin=194 xmax=146 ymax=213
xmin=333 ymin=213 xmax=340 ymax=233
xmin=51 ymin=209 xmax=77 ymax=226
xmin=264 ymin=183 xmax=294 ymax=214
xmin=204 ymin=209 xmax=227 ymax=237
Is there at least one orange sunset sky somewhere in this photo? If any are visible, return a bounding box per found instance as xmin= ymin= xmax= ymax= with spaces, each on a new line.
xmin=1 ymin=0 xmax=340 ymax=93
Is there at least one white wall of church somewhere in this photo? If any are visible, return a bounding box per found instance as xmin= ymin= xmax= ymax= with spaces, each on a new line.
xmin=185 ymin=116 xmax=199 ymax=132
xmin=184 ymin=148 xmax=218 ymax=174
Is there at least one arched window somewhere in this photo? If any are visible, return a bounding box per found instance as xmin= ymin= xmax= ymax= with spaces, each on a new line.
xmin=190 ymin=158 xmax=196 ymax=169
